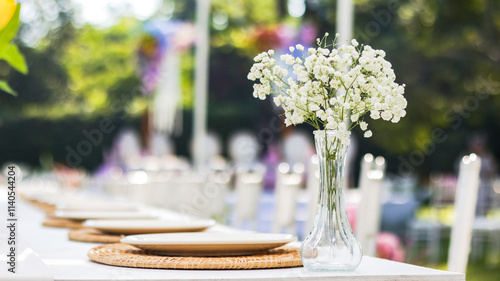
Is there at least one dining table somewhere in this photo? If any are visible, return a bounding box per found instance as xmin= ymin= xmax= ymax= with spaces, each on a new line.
xmin=0 ymin=187 xmax=465 ymax=281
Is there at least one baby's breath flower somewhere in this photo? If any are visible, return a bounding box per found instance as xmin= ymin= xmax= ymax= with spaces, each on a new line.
xmin=381 ymin=111 xmax=392 ymax=121
xmin=247 ymin=32 xmax=407 ymax=147
xmin=350 ymin=114 xmax=359 ymax=122
xmin=359 ymin=121 xmax=368 ymax=131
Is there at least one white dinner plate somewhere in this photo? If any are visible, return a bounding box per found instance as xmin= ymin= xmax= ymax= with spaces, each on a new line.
xmin=51 ymin=211 xmax=157 ymax=221
xmin=56 ymin=202 xmax=137 ymax=212
xmin=83 ymin=219 xmax=216 ymax=234
xmin=121 ymin=232 xmax=297 ymax=256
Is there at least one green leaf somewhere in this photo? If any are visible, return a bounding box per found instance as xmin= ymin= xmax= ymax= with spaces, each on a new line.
xmin=0 ymin=3 xmax=21 ymax=57
xmin=2 ymin=44 xmax=27 ymax=74
xmin=0 ymin=80 xmax=17 ymax=96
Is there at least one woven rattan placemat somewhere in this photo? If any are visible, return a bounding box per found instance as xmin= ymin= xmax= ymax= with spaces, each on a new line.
xmin=69 ymin=228 xmax=122 ymax=243
xmin=88 ymin=243 xmax=302 ymax=270
xmin=24 ymin=198 xmax=56 ymax=214
xmin=42 ymin=218 xmax=84 ymax=229
xmin=33 ymin=201 xmax=56 ymax=212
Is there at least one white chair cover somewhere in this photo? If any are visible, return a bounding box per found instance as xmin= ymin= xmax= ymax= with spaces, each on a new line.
xmin=228 ymin=131 xmax=260 ymax=168
xmin=190 ymin=132 xmax=223 ymax=169
xmin=282 ymin=130 xmax=314 ymax=165
xmin=273 ymin=163 xmax=302 ymax=233
xmin=174 ymin=172 xmax=207 ymax=216
xmin=149 ymin=133 xmax=174 ymax=156
xmin=154 ymin=48 xmax=182 ymax=134
xmin=355 ymin=154 xmax=386 ymax=257
xmin=201 ymin=171 xmax=231 ymax=220
xmin=233 ymin=170 xmax=265 ymax=229
xmin=115 ymin=129 xmax=142 ymax=169
xmin=448 ymin=154 xmax=482 ymax=273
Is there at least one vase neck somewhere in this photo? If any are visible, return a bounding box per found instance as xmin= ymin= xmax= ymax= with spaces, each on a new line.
xmin=313 ymin=130 xmax=348 ymax=161
xmin=314 ymin=130 xmax=348 ymax=212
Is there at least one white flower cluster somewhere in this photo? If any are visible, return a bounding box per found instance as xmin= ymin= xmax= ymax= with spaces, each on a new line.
xmin=248 ymin=34 xmax=407 ymax=146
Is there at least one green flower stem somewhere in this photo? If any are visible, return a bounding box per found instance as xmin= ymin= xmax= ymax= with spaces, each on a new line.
xmin=318 ymin=132 xmax=343 ymax=216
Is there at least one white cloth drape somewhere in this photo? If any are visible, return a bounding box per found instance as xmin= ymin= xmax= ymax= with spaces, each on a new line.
xmin=154 ymin=48 xmax=182 ymax=134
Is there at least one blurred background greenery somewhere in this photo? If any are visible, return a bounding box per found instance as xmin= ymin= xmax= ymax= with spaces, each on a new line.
xmin=1 ymin=0 xmax=499 ymax=175
xmin=1 ymin=0 xmax=499 ymax=279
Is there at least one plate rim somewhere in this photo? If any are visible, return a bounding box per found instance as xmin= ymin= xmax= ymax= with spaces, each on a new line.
xmin=56 ymin=203 xmax=137 ymax=211
xmin=83 ymin=219 xmax=216 ymax=230
xmin=52 ymin=211 xmax=156 ymax=220
xmin=120 ymin=232 xmax=297 ymax=245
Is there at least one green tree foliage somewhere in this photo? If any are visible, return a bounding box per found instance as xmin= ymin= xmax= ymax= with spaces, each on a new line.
xmin=61 ymin=18 xmax=145 ymax=117
xmin=0 ymin=3 xmax=27 ymax=96
xmin=287 ymin=0 xmax=500 ymax=173
xmin=354 ymin=0 xmax=500 ymax=173
xmin=1 ymin=0 xmax=499 ymax=174
xmin=0 ymin=9 xmax=145 ymax=168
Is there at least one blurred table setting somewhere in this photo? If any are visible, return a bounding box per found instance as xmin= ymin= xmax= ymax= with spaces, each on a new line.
xmin=0 ymin=153 xmax=466 ymax=281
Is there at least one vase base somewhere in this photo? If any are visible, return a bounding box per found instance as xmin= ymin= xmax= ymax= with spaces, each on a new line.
xmin=303 ymin=262 xmax=359 ymax=272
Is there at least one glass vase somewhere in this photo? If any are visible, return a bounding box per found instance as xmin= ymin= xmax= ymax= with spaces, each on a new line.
xmin=301 ymin=130 xmax=362 ymax=271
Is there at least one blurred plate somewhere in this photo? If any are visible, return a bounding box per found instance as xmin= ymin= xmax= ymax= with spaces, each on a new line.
xmin=84 ymin=219 xmax=215 ymax=234
xmin=121 ymin=232 xmax=297 ymax=256
xmin=51 ymin=211 xmax=156 ymax=221
xmin=56 ymin=201 xmax=137 ymax=212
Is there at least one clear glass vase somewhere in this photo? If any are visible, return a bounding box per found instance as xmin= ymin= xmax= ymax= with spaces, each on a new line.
xmin=301 ymin=130 xmax=362 ymax=272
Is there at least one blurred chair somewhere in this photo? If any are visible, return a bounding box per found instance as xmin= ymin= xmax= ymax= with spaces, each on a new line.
xmin=448 ymin=153 xmax=482 ymax=273
xmin=208 ymin=154 xmax=229 ymax=171
xmin=463 ymin=169 xmax=500 ymax=266
xmin=272 ymin=162 xmax=303 ymax=234
xmin=406 ymin=219 xmax=443 ymax=264
xmin=232 ymin=168 xmax=265 ymax=230
xmin=189 ymin=131 xmax=223 ymax=170
xmin=228 ymin=131 xmax=261 ymax=170
xmin=406 ymin=173 xmax=455 ymax=265
xmin=171 ymin=170 xmax=231 ymax=220
xmin=149 ymin=132 xmax=175 ymax=156
xmin=355 ymin=154 xmax=386 ymax=257
xmin=125 ymin=170 xmax=151 ymax=204
xmin=282 ymin=130 xmax=314 ymax=166
xmin=104 ymin=171 xmax=136 ymax=201
xmin=149 ymin=160 xmax=187 ymax=208
xmin=115 ymin=129 xmax=142 ymax=170
xmin=430 ymin=173 xmax=457 ymax=211
xmin=380 ymin=197 xmax=418 ymax=239
xmin=201 ymin=170 xmax=232 ymax=222
xmin=491 ymin=178 xmax=500 ymax=209
xmin=470 ymin=217 xmax=500 ymax=265
xmin=173 ymin=171 xmax=207 ymax=216
xmin=149 ymin=155 xmax=191 ymax=208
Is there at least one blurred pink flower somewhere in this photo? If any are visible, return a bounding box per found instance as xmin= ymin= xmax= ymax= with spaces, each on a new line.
xmin=376 ymin=232 xmax=405 ymax=262
xmin=347 ymin=205 xmax=405 ymax=262
xmin=346 ymin=203 xmax=357 ymax=232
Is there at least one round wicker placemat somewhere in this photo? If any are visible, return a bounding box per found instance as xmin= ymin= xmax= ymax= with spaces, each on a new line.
xmin=43 ymin=218 xmax=84 ymax=229
xmin=88 ymin=243 xmax=303 ymax=270
xmin=69 ymin=228 xmax=122 ymax=243
xmin=30 ymin=200 xmax=56 ymax=214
